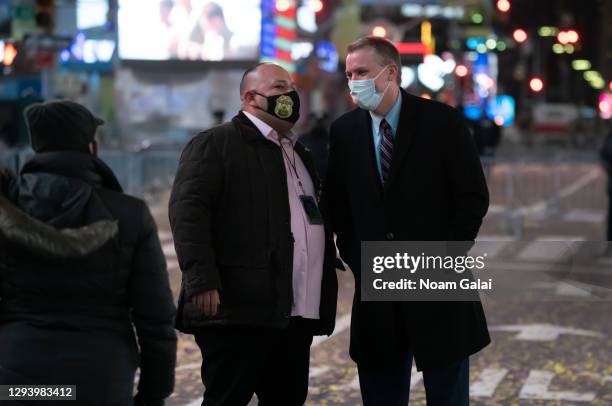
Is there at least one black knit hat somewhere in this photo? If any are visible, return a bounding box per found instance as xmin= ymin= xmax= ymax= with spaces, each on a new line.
xmin=25 ymin=100 xmax=104 ymax=154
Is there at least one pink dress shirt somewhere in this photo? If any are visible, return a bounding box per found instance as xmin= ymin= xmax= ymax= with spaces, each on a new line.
xmin=242 ymin=111 xmax=325 ymax=319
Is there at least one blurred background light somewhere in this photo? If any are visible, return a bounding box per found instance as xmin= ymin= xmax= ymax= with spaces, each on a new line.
xmin=371 ymin=25 xmax=387 ymax=38
xmin=496 ymin=0 xmax=511 ymax=13
xmin=455 ymin=64 xmax=468 ymax=77
xmin=571 ymin=60 xmax=592 ymax=71
xmin=513 ymin=29 xmax=528 ymax=43
xmin=530 ymin=77 xmax=544 ymax=92
xmin=471 ymin=12 xmax=483 ymax=24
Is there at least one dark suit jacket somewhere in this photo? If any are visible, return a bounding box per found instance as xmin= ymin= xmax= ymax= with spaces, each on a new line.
xmin=169 ymin=112 xmax=338 ymax=336
xmin=324 ymin=90 xmax=490 ymax=370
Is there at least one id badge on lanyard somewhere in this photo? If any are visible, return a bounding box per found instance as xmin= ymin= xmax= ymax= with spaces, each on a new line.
xmin=280 ymin=139 xmax=324 ymax=225
xmin=299 ymin=195 xmax=323 ymax=225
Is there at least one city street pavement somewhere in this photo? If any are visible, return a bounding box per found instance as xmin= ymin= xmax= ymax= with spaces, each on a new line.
xmin=149 ymin=145 xmax=612 ymax=405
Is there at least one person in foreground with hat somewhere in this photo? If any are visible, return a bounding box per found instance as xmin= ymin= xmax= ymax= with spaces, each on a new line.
xmin=0 ymin=100 xmax=177 ymax=406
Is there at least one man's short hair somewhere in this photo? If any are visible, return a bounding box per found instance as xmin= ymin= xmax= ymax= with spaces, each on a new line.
xmin=239 ymin=62 xmax=267 ymax=97
xmin=347 ymin=36 xmax=402 ymax=84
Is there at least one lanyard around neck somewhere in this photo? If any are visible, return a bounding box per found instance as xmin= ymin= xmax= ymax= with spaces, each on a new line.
xmin=279 ymin=138 xmax=306 ymax=195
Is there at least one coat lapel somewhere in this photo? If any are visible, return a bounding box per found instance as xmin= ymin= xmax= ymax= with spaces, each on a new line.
xmin=385 ymin=90 xmax=420 ymax=192
xmin=358 ymin=109 xmax=384 ymax=196
xmin=295 ymin=142 xmax=321 ymax=199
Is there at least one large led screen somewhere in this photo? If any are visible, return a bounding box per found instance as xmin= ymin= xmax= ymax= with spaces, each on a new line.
xmin=118 ymin=0 xmax=261 ymax=61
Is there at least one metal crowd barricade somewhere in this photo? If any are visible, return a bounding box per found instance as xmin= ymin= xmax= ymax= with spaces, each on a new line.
xmin=2 ymin=146 xmax=608 ymax=239
xmin=481 ymin=150 xmax=606 ymax=239
xmin=0 ymin=147 xmax=183 ymax=206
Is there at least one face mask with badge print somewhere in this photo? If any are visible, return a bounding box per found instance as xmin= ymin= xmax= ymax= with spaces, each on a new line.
xmin=252 ymin=90 xmax=301 ymax=124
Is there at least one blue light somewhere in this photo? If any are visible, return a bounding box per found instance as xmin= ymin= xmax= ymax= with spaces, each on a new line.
xmin=261 ymin=38 xmax=276 ymax=48
xmin=487 ymin=95 xmax=516 ymax=126
xmin=71 ymin=32 xmax=87 ymax=61
xmin=262 ymin=21 xmax=276 ymax=34
xmin=464 ymin=105 xmax=482 ymax=120
xmin=316 ymin=41 xmax=339 ymax=73
xmin=473 ymin=52 xmax=488 ymax=70
xmin=466 ymin=37 xmax=485 ymax=50
xmin=261 ymin=0 xmax=274 ymax=9
xmin=60 ymin=49 xmax=71 ymax=62
xmin=261 ymin=45 xmax=276 ymax=57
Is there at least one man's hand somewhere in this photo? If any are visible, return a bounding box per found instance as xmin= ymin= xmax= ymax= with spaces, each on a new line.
xmin=192 ymin=289 xmax=220 ymax=317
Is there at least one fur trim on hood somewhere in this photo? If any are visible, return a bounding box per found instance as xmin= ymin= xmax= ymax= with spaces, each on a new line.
xmin=0 ymin=195 xmax=118 ymax=259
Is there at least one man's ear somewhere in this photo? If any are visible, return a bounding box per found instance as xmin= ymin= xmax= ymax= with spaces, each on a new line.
xmin=242 ymin=91 xmax=250 ymax=104
xmin=244 ymin=90 xmax=257 ymax=104
xmin=389 ymin=63 xmax=400 ymax=83
xmin=89 ymin=140 xmax=98 ymax=156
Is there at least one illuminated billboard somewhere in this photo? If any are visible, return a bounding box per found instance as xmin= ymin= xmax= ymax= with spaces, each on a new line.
xmin=118 ymin=0 xmax=261 ymax=61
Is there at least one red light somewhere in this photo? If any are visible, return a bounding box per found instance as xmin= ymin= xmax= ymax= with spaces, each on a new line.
xmin=309 ymin=0 xmax=323 ymax=13
xmin=420 ymin=93 xmax=432 ymax=99
xmin=496 ymin=0 xmax=511 ymax=12
xmin=3 ymin=43 xmax=16 ymax=66
xmin=601 ymin=94 xmax=612 ymax=119
xmin=513 ymin=29 xmax=528 ymax=43
xmin=557 ymin=31 xmax=569 ymax=44
xmin=529 ymin=77 xmax=544 ymax=92
xmin=275 ymin=0 xmax=290 ymax=12
xmin=609 ymin=81 xmax=612 ymax=92
xmin=455 ymin=65 xmax=469 ymax=77
xmin=395 ymin=42 xmax=431 ymax=55
xmin=372 ymin=26 xmax=387 ymax=38
xmin=566 ymin=30 xmax=579 ymax=43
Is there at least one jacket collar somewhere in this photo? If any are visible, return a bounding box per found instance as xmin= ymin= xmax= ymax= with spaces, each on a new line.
xmin=232 ymin=111 xmax=269 ymax=143
xmin=241 ymin=110 xmax=299 ymax=145
xmin=232 ymin=111 xmax=322 ymax=196
xmin=294 ymin=142 xmax=322 ymax=197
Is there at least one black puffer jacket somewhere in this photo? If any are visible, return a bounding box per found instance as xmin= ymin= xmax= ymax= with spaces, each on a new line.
xmin=169 ymin=112 xmax=338 ymax=336
xmin=0 ymin=152 xmax=177 ymax=406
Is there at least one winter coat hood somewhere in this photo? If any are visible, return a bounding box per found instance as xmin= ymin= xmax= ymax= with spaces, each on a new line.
xmin=0 ymin=151 xmax=122 ymax=257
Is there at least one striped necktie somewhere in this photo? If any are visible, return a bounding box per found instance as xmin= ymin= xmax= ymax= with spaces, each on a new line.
xmin=379 ymin=118 xmax=394 ymax=182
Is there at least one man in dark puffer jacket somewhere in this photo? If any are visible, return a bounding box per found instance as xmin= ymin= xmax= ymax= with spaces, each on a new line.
xmin=169 ymin=63 xmax=339 ymax=406
xmin=0 ymin=101 xmax=177 ymax=406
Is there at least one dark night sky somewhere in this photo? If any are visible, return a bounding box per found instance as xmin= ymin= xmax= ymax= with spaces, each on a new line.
xmin=506 ymin=0 xmax=605 ymax=66
xmin=493 ymin=0 xmax=610 ymax=105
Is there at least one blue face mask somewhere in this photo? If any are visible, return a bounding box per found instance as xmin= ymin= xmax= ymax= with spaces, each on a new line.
xmin=348 ymin=65 xmax=391 ymax=111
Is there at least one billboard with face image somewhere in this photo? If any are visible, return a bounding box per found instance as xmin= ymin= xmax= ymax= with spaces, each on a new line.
xmin=118 ymin=0 xmax=261 ymax=61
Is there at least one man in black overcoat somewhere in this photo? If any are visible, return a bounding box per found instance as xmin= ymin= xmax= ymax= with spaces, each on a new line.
xmin=324 ymin=36 xmax=490 ymax=406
